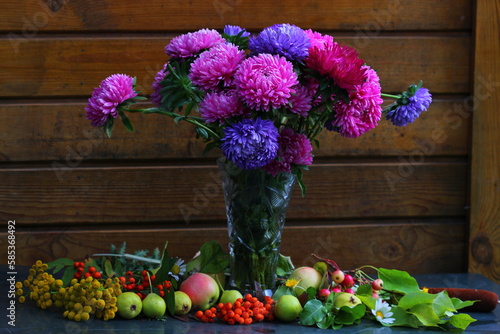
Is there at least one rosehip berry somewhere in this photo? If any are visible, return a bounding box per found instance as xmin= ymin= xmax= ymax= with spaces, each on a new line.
xmin=331 ymin=270 xmax=345 ymax=284
xmin=341 ymin=274 xmax=355 ymax=288
xmin=372 ymin=278 xmax=384 ymax=291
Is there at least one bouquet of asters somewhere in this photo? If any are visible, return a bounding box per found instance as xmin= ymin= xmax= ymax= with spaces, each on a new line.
xmin=85 ymin=23 xmax=432 ymax=195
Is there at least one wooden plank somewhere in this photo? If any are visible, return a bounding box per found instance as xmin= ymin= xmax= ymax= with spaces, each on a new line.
xmin=1 ymin=0 xmax=472 ymax=32
xmin=0 ymin=99 xmax=469 ymax=162
xmin=0 ymin=162 xmax=467 ymax=225
xmin=0 ymin=35 xmax=471 ymax=97
xmin=469 ymin=0 xmax=500 ymax=284
xmin=0 ymin=219 xmax=466 ymax=274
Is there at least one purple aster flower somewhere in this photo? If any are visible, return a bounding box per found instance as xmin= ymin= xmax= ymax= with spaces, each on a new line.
xmin=85 ymin=74 xmax=137 ymax=127
xmin=386 ymin=87 xmax=432 ymax=126
xmin=199 ymin=91 xmax=249 ymax=123
xmin=249 ymin=23 xmax=310 ymax=62
xmin=150 ymin=63 xmax=169 ymax=107
xmin=188 ymin=43 xmax=246 ymax=92
xmin=221 ymin=118 xmax=279 ymax=169
xmin=224 ymin=25 xmax=250 ymax=37
xmin=234 ymin=53 xmax=298 ymax=111
xmin=165 ymin=29 xmax=225 ymax=58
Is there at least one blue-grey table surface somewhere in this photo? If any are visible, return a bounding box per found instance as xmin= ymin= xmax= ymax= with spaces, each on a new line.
xmin=2 ymin=266 xmax=499 ymax=333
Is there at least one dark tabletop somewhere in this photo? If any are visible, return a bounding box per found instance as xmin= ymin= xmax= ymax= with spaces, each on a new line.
xmin=2 ymin=266 xmax=499 ymax=333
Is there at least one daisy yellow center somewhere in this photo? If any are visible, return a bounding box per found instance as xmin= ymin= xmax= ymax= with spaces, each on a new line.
xmin=285 ymin=279 xmax=298 ymax=288
xmin=376 ymin=311 xmax=385 ymax=319
xmin=171 ymin=265 xmax=180 ymax=275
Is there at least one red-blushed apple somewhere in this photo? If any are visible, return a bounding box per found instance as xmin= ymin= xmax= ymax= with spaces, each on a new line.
xmin=288 ymin=266 xmax=323 ymax=296
xmin=179 ymin=273 xmax=220 ymax=311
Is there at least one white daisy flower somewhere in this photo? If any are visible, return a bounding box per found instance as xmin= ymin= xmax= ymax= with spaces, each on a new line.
xmin=169 ymin=257 xmax=187 ymax=280
xmin=371 ymin=298 xmax=395 ymax=325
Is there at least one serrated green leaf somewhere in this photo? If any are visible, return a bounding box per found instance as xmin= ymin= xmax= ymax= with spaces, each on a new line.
xmin=104 ymin=259 xmax=114 ymax=277
xmin=317 ymin=313 xmax=335 ymax=329
xmin=451 ymin=297 xmax=476 ymax=310
xmin=61 ymin=267 xmax=77 ymax=286
xmin=378 ymin=268 xmax=420 ymax=294
xmin=356 ymin=284 xmax=373 ymax=296
xmin=165 ymin=289 xmax=176 ymax=316
xmin=185 ymin=240 xmax=229 ymax=274
xmin=152 ymin=242 xmax=177 ymax=283
xmin=432 ymin=291 xmax=457 ymax=317
xmin=335 ymin=304 xmax=366 ymax=325
xmin=409 ymin=303 xmax=440 ymax=327
xmin=448 ymin=313 xmax=476 ymax=330
xmin=298 ymin=299 xmax=327 ymax=326
xmin=398 ymin=291 xmax=437 ymax=309
xmin=271 ymin=285 xmax=293 ymax=301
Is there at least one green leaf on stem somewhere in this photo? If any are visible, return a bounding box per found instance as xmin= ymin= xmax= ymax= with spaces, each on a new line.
xmin=447 ymin=313 xmax=477 ymax=330
xmin=186 ymin=240 xmax=229 ymax=274
xmin=335 ymin=304 xmax=366 ymax=325
xmin=378 ymin=268 xmax=420 ymax=294
xmin=299 ymin=299 xmax=328 ymax=326
xmin=152 ymin=242 xmax=177 ymax=284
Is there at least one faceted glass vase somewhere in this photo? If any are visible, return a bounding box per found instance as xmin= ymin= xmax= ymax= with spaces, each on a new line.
xmin=217 ymin=158 xmax=296 ymax=295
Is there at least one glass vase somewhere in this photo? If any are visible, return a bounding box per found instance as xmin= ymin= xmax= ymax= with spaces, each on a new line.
xmin=217 ymin=158 xmax=296 ymax=296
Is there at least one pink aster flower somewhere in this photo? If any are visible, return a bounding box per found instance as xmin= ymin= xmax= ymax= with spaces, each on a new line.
xmin=304 ymin=29 xmax=334 ymax=50
xmin=165 ymin=29 xmax=225 ymax=58
xmin=189 ymin=43 xmax=246 ymax=92
xmin=330 ymin=65 xmax=383 ymax=138
xmin=151 ymin=63 xmax=169 ymax=107
xmin=263 ymin=127 xmax=313 ymax=176
xmin=306 ymin=42 xmax=365 ymax=90
xmin=198 ymin=91 xmax=249 ymax=123
xmin=288 ymin=84 xmax=313 ymax=117
xmin=85 ymin=74 xmax=137 ymax=127
xmin=234 ymin=53 xmax=299 ymax=111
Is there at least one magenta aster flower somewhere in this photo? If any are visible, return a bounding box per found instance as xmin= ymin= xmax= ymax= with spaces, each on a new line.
xmin=85 ymin=74 xmax=137 ymax=127
xmin=165 ymin=29 xmax=225 ymax=58
xmin=198 ymin=91 xmax=248 ymax=123
xmin=288 ymin=84 xmax=313 ymax=117
xmin=150 ymin=63 xmax=169 ymax=107
xmin=306 ymin=42 xmax=365 ymax=90
xmin=304 ymin=29 xmax=334 ymax=50
xmin=221 ymin=118 xmax=279 ymax=169
xmin=386 ymin=87 xmax=432 ymax=126
xmin=249 ymin=23 xmax=310 ymax=62
xmin=328 ymin=66 xmax=383 ymax=138
xmin=263 ymin=127 xmax=313 ymax=176
xmin=188 ymin=43 xmax=246 ymax=92
xmin=234 ymin=53 xmax=299 ymax=111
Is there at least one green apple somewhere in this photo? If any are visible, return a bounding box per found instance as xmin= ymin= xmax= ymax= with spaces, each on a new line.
xmin=333 ymin=292 xmax=362 ymax=308
xmin=116 ymin=292 xmax=143 ymax=319
xmin=174 ymin=291 xmax=192 ymax=316
xmin=219 ymin=290 xmax=243 ymax=304
xmin=179 ymin=273 xmax=220 ymax=311
xmin=288 ymin=266 xmax=323 ymax=296
xmin=142 ymin=293 xmax=166 ymax=319
xmin=274 ymin=295 xmax=303 ymax=322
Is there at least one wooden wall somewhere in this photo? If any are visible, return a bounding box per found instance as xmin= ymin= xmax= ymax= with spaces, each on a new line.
xmin=0 ymin=1 xmax=479 ymax=277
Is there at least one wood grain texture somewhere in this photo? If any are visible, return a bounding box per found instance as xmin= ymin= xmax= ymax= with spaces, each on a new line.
xmin=469 ymin=0 xmax=500 ymax=284
xmin=1 ymin=0 xmax=471 ymax=32
xmin=0 ymin=35 xmax=471 ymax=97
xmin=0 ymin=219 xmax=466 ymax=274
xmin=0 ymin=162 xmax=467 ymax=225
xmin=0 ymin=99 xmax=469 ymax=162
